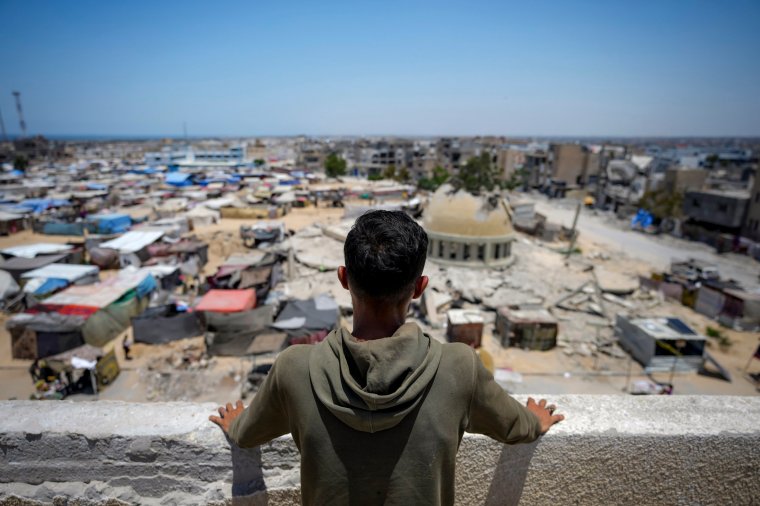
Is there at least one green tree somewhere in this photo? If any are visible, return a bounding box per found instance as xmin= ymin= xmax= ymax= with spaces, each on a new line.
xmin=501 ymin=167 xmax=527 ymax=191
xmin=432 ymin=166 xmax=449 ymax=186
xmin=324 ymin=152 xmax=347 ymax=178
xmin=396 ymin=167 xmax=410 ymax=182
xmin=13 ymin=155 xmax=29 ymax=173
xmin=453 ymin=153 xmax=499 ymax=193
xmin=253 ymin=158 xmax=265 ymax=166
xmin=383 ymin=164 xmax=397 ymax=180
xmin=638 ymin=189 xmax=684 ymax=220
xmin=417 ymin=166 xmax=449 ymax=191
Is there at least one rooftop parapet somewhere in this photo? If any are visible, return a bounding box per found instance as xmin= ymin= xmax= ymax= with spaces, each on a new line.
xmin=1 ymin=395 xmax=759 ymax=505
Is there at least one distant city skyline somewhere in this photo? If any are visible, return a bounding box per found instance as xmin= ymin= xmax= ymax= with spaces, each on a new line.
xmin=1 ymin=0 xmax=759 ymax=138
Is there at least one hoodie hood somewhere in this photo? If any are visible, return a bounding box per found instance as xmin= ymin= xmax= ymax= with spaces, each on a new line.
xmin=309 ymin=322 xmax=442 ymax=433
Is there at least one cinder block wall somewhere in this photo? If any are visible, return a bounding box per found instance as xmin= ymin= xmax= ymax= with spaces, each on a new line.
xmin=1 ymin=395 xmax=759 ymax=505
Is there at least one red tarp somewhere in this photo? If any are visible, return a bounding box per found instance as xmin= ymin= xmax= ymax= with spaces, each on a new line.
xmin=195 ymin=289 xmax=256 ymax=313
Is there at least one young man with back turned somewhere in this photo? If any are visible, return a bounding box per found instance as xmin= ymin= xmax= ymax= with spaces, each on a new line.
xmin=210 ymin=210 xmax=564 ymax=505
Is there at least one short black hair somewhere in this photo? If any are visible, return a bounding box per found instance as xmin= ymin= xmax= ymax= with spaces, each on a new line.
xmin=344 ymin=210 xmax=428 ymax=301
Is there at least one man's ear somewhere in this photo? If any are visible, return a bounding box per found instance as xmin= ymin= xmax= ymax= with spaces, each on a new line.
xmin=337 ymin=266 xmax=350 ymax=290
xmin=411 ymin=275 xmax=429 ymax=299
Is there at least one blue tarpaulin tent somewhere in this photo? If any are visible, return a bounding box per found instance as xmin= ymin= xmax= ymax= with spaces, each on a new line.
xmin=17 ymin=199 xmax=71 ymax=214
xmin=41 ymin=222 xmax=85 ymax=236
xmin=166 ymin=172 xmax=193 ymax=187
xmin=87 ymin=214 xmax=132 ymax=234
xmin=34 ymin=278 xmax=70 ymax=296
xmin=129 ymin=167 xmax=158 ymax=175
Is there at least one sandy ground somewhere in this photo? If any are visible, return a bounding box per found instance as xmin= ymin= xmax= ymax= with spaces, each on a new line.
xmin=0 ymin=200 xmax=758 ymax=401
xmin=0 ymin=205 xmax=344 ymax=402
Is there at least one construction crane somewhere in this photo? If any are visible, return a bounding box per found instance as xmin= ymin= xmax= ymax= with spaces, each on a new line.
xmin=12 ymin=91 xmax=27 ymax=138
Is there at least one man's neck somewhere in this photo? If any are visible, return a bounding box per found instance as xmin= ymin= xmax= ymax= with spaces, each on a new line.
xmin=350 ymin=298 xmax=408 ymax=341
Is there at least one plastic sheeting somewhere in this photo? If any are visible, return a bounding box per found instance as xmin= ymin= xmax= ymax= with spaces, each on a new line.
xmin=0 ymin=269 xmax=19 ymax=299
xmin=82 ymin=290 xmax=150 ymax=347
xmin=87 ymin=214 xmax=132 ymax=234
xmin=204 ymin=305 xmax=274 ymax=356
xmin=41 ymin=221 xmax=85 ymax=236
xmin=195 ymin=289 xmax=256 ymax=313
xmin=272 ymin=294 xmax=339 ymax=339
xmin=7 ymin=312 xmax=87 ymax=359
xmin=132 ymin=305 xmax=203 ymax=344
xmin=0 ymin=253 xmax=71 ymax=281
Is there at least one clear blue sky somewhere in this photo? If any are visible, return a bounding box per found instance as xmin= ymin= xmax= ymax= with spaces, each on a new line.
xmin=1 ymin=0 xmax=759 ymax=137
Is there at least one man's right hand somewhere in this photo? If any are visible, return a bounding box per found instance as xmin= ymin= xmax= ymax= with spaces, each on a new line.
xmin=526 ymin=397 xmax=564 ymax=434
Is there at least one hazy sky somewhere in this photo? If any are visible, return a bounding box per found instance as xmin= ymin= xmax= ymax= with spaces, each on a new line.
xmin=1 ymin=0 xmax=759 ymax=137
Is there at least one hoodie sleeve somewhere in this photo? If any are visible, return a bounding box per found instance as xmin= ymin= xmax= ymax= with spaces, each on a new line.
xmin=227 ymin=359 xmax=290 ymax=448
xmin=465 ymin=350 xmax=542 ymax=444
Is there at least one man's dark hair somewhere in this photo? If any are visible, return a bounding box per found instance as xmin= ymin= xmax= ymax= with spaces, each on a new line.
xmin=344 ymin=210 xmax=428 ymax=301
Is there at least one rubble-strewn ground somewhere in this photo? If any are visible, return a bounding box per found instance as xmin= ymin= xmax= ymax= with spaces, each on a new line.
xmin=1 ymin=199 xmax=758 ymax=402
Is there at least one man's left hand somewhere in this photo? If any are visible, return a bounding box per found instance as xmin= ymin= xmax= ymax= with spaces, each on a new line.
xmin=209 ymin=400 xmax=245 ymax=434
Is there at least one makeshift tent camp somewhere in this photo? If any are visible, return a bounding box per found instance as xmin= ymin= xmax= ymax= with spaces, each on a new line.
xmin=195 ymin=289 xmax=256 ymax=313
xmin=0 ymin=269 xmax=21 ymax=311
xmin=138 ymin=264 xmax=182 ymax=291
xmin=42 ymin=345 xmax=120 ymax=396
xmin=0 ymin=252 xmax=77 ymax=282
xmin=1 ymin=243 xmax=73 ymax=259
xmin=99 ymin=230 xmax=164 ymax=267
xmin=240 ymin=221 xmax=286 ymax=248
xmin=272 ymin=294 xmax=339 ymax=343
xmin=165 ymin=172 xmax=194 ymax=187
xmin=87 ymin=247 xmax=120 ymax=269
xmin=132 ymin=304 xmax=204 ymax=344
xmin=0 ymin=269 xmax=19 ymax=299
xmin=0 ymin=210 xmax=26 ymax=235
xmin=21 ymin=264 xmax=99 ymax=296
xmin=183 ymin=205 xmax=220 ymax=227
xmin=15 ymin=198 xmax=71 ymax=215
xmin=37 ymin=269 xmax=157 ymax=347
xmin=208 ymin=252 xmax=281 ymax=300
xmin=204 ymin=305 xmax=275 ymax=356
xmin=151 ymin=217 xmax=190 ymax=238
xmin=8 ymin=312 xmax=88 ymax=359
xmin=146 ymin=238 xmax=209 ymax=266
xmin=86 ymin=213 xmax=132 ymax=234
xmin=38 ymin=221 xmax=85 ymax=236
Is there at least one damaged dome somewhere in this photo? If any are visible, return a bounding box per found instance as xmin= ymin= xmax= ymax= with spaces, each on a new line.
xmin=422 ymin=185 xmax=515 ymax=267
xmin=423 ymin=185 xmax=514 ymax=237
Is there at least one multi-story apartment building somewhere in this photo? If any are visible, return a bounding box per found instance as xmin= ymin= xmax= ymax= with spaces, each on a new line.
xmin=144 ymin=144 xmax=246 ymax=166
xmin=742 ymin=174 xmax=760 ymax=241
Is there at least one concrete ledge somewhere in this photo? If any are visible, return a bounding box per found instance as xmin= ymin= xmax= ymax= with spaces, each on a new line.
xmin=1 ymin=395 xmax=759 ymax=505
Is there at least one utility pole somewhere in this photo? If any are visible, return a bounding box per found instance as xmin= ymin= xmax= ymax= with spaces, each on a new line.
xmin=565 ymin=200 xmax=582 ymax=259
xmin=12 ymin=91 xmax=27 ymax=138
xmin=0 ymin=105 xmax=7 ymax=142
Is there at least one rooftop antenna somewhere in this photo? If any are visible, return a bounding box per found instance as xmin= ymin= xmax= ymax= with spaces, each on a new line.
xmin=12 ymin=91 xmax=27 ymax=138
xmin=0 ymin=105 xmax=7 ymax=142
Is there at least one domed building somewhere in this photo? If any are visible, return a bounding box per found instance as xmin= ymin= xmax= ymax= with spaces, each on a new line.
xmin=422 ymin=185 xmax=515 ymax=267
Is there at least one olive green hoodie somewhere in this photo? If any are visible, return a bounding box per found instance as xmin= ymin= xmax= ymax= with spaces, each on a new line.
xmin=228 ymin=322 xmax=541 ymax=505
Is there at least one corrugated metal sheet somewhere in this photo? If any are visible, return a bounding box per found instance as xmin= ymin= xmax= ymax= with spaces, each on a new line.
xmin=2 ymin=243 xmax=73 ymax=259
xmin=21 ymin=263 xmax=99 ymax=282
xmin=100 ymin=230 xmax=164 ymax=254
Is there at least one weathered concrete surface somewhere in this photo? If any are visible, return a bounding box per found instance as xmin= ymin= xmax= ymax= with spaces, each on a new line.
xmin=1 ymin=395 xmax=759 ymax=505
